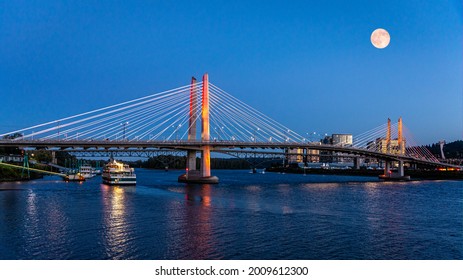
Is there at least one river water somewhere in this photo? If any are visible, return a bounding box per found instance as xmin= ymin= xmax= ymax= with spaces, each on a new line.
xmin=0 ymin=169 xmax=461 ymax=259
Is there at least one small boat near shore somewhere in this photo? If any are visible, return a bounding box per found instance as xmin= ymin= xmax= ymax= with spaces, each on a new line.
xmin=64 ymin=172 xmax=85 ymax=182
xmin=102 ymin=159 xmax=136 ymax=185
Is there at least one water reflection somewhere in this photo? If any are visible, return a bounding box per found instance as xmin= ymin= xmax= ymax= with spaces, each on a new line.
xmin=165 ymin=184 xmax=219 ymax=259
xmin=25 ymin=190 xmax=39 ymax=241
xmin=362 ymin=182 xmax=407 ymax=258
xmin=43 ymin=195 xmax=69 ymax=255
xmin=185 ymin=184 xmax=212 ymax=207
xmin=100 ymin=184 xmax=133 ymax=259
xmin=0 ymin=171 xmax=460 ymax=260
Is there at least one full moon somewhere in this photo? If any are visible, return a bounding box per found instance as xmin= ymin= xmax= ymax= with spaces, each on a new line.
xmin=371 ymin=28 xmax=390 ymax=49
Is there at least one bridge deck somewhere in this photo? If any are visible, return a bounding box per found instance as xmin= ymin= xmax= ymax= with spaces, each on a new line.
xmin=0 ymin=140 xmax=460 ymax=169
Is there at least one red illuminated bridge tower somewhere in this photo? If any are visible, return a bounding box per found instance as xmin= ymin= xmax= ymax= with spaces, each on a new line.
xmin=178 ymin=73 xmax=219 ymax=184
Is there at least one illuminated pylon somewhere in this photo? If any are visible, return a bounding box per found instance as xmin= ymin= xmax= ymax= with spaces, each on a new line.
xmin=179 ymin=73 xmax=218 ymax=184
xmin=386 ymin=118 xmax=391 ymax=153
xmin=201 ymin=73 xmax=211 ymax=178
xmin=398 ymin=117 xmax=404 ymax=155
xmin=186 ymin=77 xmax=198 ymax=172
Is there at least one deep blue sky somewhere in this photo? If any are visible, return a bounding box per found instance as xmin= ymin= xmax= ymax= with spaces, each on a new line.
xmin=1 ymin=0 xmax=462 ymax=144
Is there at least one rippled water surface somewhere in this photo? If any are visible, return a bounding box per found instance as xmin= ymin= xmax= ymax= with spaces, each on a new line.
xmin=0 ymin=169 xmax=462 ymax=259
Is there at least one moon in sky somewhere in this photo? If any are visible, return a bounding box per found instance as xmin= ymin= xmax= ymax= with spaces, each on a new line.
xmin=371 ymin=28 xmax=390 ymax=49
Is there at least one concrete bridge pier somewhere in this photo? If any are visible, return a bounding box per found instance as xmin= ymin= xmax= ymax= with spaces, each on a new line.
xmin=353 ymin=157 xmax=361 ymax=170
xmin=186 ymin=150 xmax=197 ymax=172
xmin=179 ymin=74 xmax=219 ymax=184
xmin=379 ymin=160 xmax=410 ymax=181
xmin=398 ymin=160 xmax=404 ymax=177
xmin=384 ymin=161 xmax=391 ymax=176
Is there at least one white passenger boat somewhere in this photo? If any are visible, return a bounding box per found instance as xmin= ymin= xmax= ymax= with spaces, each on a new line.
xmin=102 ymin=159 xmax=136 ymax=185
xmin=79 ymin=164 xmax=95 ymax=179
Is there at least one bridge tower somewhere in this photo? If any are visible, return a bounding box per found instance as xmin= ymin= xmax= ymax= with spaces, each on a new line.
xmin=398 ymin=117 xmax=404 ymax=155
xmin=178 ymin=73 xmax=219 ymax=184
xmin=397 ymin=117 xmax=405 ymax=176
xmin=386 ymin=118 xmax=391 ymax=153
xmin=380 ymin=117 xmax=409 ymax=180
xmin=186 ymin=77 xmax=198 ymax=172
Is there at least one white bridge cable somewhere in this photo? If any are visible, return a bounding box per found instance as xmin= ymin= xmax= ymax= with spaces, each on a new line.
xmin=209 ymin=94 xmax=271 ymax=142
xmin=162 ymin=107 xmax=191 ymax=141
xmin=0 ymin=83 xmax=198 ymax=138
xmin=208 ymin=108 xmax=242 ymax=141
xmin=403 ymin=126 xmax=439 ymax=162
xmin=179 ymin=106 xmax=203 ymax=140
xmin=42 ymin=89 xmax=189 ymax=140
xmin=209 ymin=84 xmax=304 ymax=142
xmin=101 ymin=96 xmax=189 ymax=141
xmin=209 ymin=94 xmax=287 ymax=142
xmin=86 ymin=96 xmax=183 ymax=140
xmin=120 ymin=95 xmax=190 ymax=141
xmin=138 ymin=99 xmax=192 ymax=141
xmin=72 ymin=88 xmax=191 ymax=140
xmin=12 ymin=86 xmax=192 ymax=140
xmin=353 ymin=122 xmax=401 ymax=153
xmin=209 ymin=104 xmax=256 ymax=141
xmin=353 ymin=127 xmax=388 ymax=148
xmin=149 ymin=98 xmax=195 ymax=141
xmin=353 ymin=123 xmax=389 ymax=148
xmin=209 ymin=86 xmax=302 ymax=142
xmin=15 ymin=86 xmax=192 ymax=140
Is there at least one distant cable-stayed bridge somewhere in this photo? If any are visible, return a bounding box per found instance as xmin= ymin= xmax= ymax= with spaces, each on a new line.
xmin=0 ymin=74 xmax=460 ymax=182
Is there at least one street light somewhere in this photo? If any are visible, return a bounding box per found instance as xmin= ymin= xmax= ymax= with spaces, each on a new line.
xmin=215 ymin=126 xmax=225 ymax=141
xmin=172 ymin=124 xmax=182 ymax=141
xmin=176 ymin=124 xmax=182 ymax=140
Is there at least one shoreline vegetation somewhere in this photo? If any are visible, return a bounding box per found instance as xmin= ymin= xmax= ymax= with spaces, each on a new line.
xmin=0 ymin=164 xmax=43 ymax=182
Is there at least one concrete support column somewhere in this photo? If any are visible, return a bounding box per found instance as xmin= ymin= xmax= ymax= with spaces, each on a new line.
xmin=353 ymin=157 xmax=361 ymax=170
xmin=187 ymin=151 xmax=197 ymax=171
xmin=384 ymin=161 xmax=391 ymax=176
xmin=398 ymin=160 xmax=404 ymax=177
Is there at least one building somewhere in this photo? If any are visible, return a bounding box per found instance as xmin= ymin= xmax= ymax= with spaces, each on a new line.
xmin=322 ymin=134 xmax=353 ymax=163
xmin=367 ymin=138 xmax=406 ymax=155
xmin=332 ymin=134 xmax=353 ymax=146
xmin=288 ymin=148 xmax=304 ymax=163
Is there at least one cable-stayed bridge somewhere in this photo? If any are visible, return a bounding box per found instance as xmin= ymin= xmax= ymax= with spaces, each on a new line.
xmin=0 ymin=74 xmax=460 ymax=183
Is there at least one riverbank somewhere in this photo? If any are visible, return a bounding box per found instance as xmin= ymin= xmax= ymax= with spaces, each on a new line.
xmin=0 ymin=165 xmax=43 ymax=182
xmin=266 ymin=167 xmax=463 ymax=180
